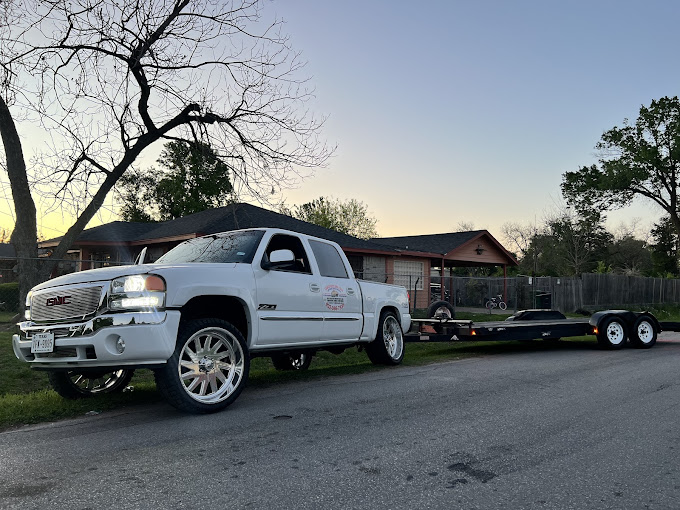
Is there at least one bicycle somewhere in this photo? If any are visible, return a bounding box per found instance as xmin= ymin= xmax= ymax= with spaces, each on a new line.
xmin=485 ymin=294 xmax=507 ymax=310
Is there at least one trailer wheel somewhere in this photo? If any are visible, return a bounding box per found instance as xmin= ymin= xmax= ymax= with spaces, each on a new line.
xmin=630 ymin=316 xmax=657 ymax=349
xmin=366 ymin=310 xmax=405 ymax=365
xmin=596 ymin=316 xmax=627 ymax=349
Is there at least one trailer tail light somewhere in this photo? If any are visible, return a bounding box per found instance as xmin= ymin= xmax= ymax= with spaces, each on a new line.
xmin=471 ymin=330 xmax=477 ymax=336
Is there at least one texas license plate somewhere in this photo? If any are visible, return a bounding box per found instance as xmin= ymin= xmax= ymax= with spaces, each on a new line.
xmin=31 ymin=332 xmax=55 ymax=353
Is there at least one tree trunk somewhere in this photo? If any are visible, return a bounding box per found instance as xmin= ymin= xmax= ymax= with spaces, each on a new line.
xmin=0 ymin=95 xmax=40 ymax=316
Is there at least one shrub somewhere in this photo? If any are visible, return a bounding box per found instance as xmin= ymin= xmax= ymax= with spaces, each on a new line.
xmin=0 ymin=282 xmax=19 ymax=312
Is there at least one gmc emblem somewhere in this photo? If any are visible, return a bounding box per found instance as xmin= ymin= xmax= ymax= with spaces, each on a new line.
xmin=46 ymin=296 xmax=71 ymax=306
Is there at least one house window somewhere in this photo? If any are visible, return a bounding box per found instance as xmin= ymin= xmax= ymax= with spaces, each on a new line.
xmin=393 ymin=260 xmax=424 ymax=290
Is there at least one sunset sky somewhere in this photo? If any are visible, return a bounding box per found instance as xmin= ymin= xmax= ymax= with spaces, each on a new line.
xmin=2 ymin=0 xmax=680 ymax=241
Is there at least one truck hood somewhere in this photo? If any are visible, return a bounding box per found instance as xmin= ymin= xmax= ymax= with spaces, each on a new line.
xmin=32 ymin=263 xmax=236 ymax=291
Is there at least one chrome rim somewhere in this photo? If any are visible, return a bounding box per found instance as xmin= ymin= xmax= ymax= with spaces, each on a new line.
xmin=383 ymin=316 xmax=404 ymax=360
xmin=68 ymin=369 xmax=129 ymax=394
xmin=178 ymin=327 xmax=245 ymax=403
xmin=637 ymin=320 xmax=654 ymax=344
xmin=606 ymin=321 xmax=625 ymax=345
xmin=434 ymin=306 xmax=452 ymax=319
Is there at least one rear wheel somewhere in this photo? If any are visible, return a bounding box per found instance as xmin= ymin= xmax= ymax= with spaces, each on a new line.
xmin=499 ymin=301 xmax=507 ymax=310
xmin=366 ymin=310 xmax=405 ymax=365
xmin=271 ymin=351 xmax=313 ymax=371
xmin=155 ymin=318 xmax=249 ymax=414
xmin=596 ymin=316 xmax=627 ymax=349
xmin=630 ymin=316 xmax=657 ymax=349
xmin=48 ymin=369 xmax=134 ymax=399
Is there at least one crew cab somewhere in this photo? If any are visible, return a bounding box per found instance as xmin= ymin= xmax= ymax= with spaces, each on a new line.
xmin=13 ymin=228 xmax=411 ymax=413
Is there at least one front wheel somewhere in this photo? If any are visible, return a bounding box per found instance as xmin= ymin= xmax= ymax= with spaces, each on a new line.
xmin=498 ymin=301 xmax=507 ymax=311
xmin=366 ymin=310 xmax=405 ymax=365
xmin=48 ymin=369 xmax=134 ymax=399
xmin=155 ymin=318 xmax=249 ymax=414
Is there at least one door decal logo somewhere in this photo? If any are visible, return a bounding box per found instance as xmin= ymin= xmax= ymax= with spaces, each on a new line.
xmin=323 ymin=285 xmax=346 ymax=311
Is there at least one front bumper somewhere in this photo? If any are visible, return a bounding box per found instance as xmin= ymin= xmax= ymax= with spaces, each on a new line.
xmin=13 ymin=310 xmax=181 ymax=368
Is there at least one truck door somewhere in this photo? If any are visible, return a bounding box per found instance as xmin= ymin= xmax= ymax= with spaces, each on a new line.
xmin=253 ymin=233 xmax=324 ymax=347
xmin=307 ymin=239 xmax=363 ymax=342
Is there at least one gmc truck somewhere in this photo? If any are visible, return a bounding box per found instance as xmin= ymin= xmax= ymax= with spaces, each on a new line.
xmin=13 ymin=228 xmax=411 ymax=414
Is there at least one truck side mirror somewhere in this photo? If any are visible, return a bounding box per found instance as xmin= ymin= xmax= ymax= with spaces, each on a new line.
xmin=135 ymin=247 xmax=148 ymax=265
xmin=261 ymin=249 xmax=295 ymax=270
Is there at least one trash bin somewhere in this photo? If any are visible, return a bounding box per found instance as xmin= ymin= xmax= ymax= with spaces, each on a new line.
xmin=534 ymin=292 xmax=552 ymax=309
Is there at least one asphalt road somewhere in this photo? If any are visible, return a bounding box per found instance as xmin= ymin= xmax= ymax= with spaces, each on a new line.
xmin=2 ymin=334 xmax=680 ymax=510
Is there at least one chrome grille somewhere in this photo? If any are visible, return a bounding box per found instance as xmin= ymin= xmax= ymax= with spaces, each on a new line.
xmin=31 ymin=285 xmax=103 ymax=322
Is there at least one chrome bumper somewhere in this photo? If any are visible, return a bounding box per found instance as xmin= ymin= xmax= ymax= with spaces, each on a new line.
xmin=13 ymin=310 xmax=181 ymax=368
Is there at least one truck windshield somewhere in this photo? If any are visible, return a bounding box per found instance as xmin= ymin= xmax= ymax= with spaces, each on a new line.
xmin=155 ymin=230 xmax=265 ymax=264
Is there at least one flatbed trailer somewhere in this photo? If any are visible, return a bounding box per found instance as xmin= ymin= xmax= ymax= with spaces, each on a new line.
xmin=404 ymin=309 xmax=680 ymax=350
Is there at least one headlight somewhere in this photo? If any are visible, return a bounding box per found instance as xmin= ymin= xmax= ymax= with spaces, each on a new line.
xmin=109 ymin=275 xmax=166 ymax=311
xmin=24 ymin=290 xmax=33 ymax=320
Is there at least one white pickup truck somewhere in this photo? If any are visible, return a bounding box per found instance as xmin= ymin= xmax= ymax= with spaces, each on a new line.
xmin=13 ymin=228 xmax=411 ymax=413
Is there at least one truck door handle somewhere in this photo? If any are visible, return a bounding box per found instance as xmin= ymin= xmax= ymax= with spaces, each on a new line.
xmin=347 ymin=288 xmax=355 ymax=296
xmin=310 ymin=283 xmax=320 ymax=292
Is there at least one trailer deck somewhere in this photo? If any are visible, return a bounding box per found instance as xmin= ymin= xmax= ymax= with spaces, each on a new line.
xmin=406 ymin=317 xmax=595 ymax=343
xmin=404 ymin=309 xmax=674 ymax=349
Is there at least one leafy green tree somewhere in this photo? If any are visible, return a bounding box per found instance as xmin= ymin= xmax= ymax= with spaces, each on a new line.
xmin=517 ymin=211 xmax=612 ymax=276
xmin=562 ymin=96 xmax=680 ymax=237
xmin=117 ymin=141 xmax=233 ymax=221
xmin=606 ymin=236 xmax=653 ymax=276
xmin=282 ymin=197 xmax=378 ymax=239
xmin=649 ymin=216 xmax=679 ymax=276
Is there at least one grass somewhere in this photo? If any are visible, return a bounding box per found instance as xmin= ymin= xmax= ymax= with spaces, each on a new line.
xmin=2 ymin=306 xmax=680 ymax=430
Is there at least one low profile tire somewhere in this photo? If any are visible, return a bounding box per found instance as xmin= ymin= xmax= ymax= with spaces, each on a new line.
xmin=271 ymin=352 xmax=313 ymax=371
xmin=366 ymin=310 xmax=405 ymax=365
xmin=630 ymin=316 xmax=657 ymax=349
xmin=596 ymin=316 xmax=627 ymax=349
xmin=48 ymin=369 xmax=134 ymax=399
xmin=155 ymin=318 xmax=249 ymax=414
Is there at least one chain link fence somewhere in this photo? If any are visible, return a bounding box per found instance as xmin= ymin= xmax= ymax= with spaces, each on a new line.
xmin=4 ymin=256 xmax=680 ymax=323
xmin=360 ymin=272 xmax=680 ymax=316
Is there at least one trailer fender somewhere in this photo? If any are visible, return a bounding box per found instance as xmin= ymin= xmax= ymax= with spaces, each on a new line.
xmin=590 ymin=310 xmax=660 ymax=349
xmin=589 ymin=310 xmax=638 ymax=331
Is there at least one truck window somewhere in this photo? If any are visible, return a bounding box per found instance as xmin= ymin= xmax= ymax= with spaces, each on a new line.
xmin=263 ymin=234 xmax=312 ymax=273
xmin=309 ymin=240 xmax=348 ymax=279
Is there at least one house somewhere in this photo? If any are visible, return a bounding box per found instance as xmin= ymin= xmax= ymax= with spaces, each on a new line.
xmin=39 ymin=203 xmax=517 ymax=309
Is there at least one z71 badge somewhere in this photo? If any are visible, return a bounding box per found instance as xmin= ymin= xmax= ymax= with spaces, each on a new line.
xmin=258 ymin=304 xmax=277 ymax=310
